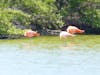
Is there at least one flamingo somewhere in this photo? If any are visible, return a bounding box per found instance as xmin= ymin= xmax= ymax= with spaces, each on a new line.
xmin=60 ymin=31 xmax=75 ymax=39
xmin=24 ymin=29 xmax=40 ymax=46
xmin=60 ymin=31 xmax=76 ymax=46
xmin=60 ymin=26 xmax=84 ymax=46
xmin=67 ymin=26 xmax=84 ymax=34
xmin=24 ymin=29 xmax=40 ymax=38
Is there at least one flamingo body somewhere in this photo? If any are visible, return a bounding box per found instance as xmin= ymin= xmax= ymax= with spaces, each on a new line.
xmin=24 ymin=30 xmax=40 ymax=38
xmin=60 ymin=31 xmax=75 ymax=39
xmin=67 ymin=26 xmax=84 ymax=34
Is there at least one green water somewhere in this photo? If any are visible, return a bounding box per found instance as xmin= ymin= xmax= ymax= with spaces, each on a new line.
xmin=0 ymin=35 xmax=100 ymax=75
xmin=0 ymin=35 xmax=99 ymax=50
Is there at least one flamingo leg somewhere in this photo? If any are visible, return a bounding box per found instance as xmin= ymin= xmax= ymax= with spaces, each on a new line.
xmin=63 ymin=38 xmax=67 ymax=47
xmin=28 ymin=37 xmax=33 ymax=46
xmin=70 ymin=36 xmax=74 ymax=44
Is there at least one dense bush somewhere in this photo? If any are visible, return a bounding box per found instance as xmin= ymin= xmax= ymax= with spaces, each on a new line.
xmin=2 ymin=0 xmax=63 ymax=29
xmin=0 ymin=8 xmax=31 ymax=34
xmin=0 ymin=0 xmax=99 ymax=35
xmin=55 ymin=0 xmax=100 ymax=28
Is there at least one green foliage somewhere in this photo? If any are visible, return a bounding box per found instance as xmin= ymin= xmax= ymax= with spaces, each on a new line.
xmin=0 ymin=0 xmax=99 ymax=35
xmin=55 ymin=0 xmax=100 ymax=28
xmin=0 ymin=8 xmax=31 ymax=34
xmin=16 ymin=0 xmax=64 ymax=29
xmin=0 ymin=0 xmax=64 ymax=35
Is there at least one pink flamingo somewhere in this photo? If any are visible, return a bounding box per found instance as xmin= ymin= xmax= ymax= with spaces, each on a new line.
xmin=60 ymin=31 xmax=75 ymax=39
xmin=24 ymin=29 xmax=40 ymax=38
xmin=67 ymin=26 xmax=84 ymax=34
xmin=24 ymin=29 xmax=40 ymax=45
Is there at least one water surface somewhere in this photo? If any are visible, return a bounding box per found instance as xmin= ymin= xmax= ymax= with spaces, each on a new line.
xmin=0 ymin=35 xmax=100 ymax=75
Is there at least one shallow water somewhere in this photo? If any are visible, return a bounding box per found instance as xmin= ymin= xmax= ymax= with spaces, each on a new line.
xmin=0 ymin=35 xmax=100 ymax=75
